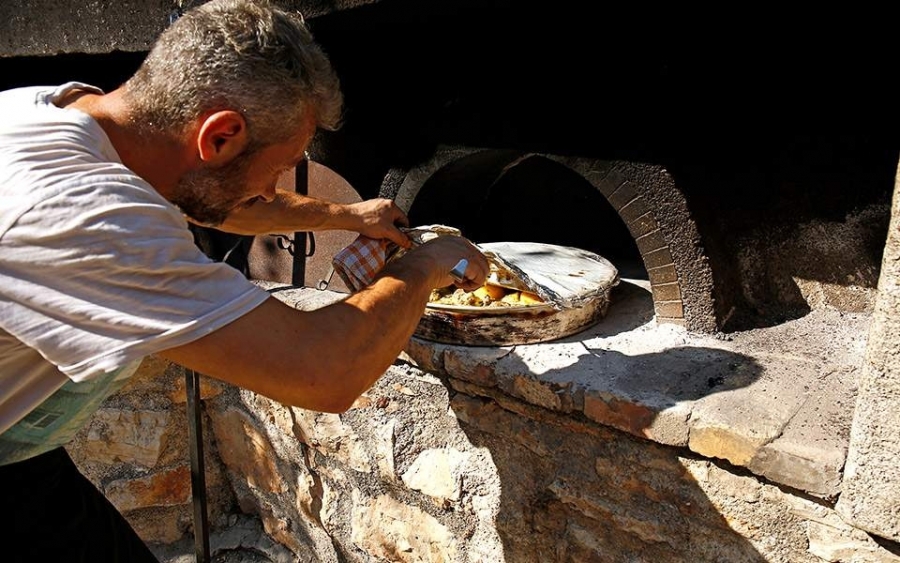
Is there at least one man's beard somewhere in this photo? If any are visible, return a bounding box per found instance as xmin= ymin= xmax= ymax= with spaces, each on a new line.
xmin=170 ymin=152 xmax=255 ymax=227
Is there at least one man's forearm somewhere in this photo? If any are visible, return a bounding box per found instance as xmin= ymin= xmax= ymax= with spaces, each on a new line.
xmin=215 ymin=189 xmax=412 ymax=248
xmin=218 ymin=190 xmax=358 ymax=235
xmin=158 ymin=250 xmax=443 ymax=413
xmin=157 ymin=237 xmax=486 ymax=414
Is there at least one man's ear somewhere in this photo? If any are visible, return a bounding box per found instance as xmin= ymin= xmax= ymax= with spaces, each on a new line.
xmin=196 ymin=110 xmax=249 ymax=166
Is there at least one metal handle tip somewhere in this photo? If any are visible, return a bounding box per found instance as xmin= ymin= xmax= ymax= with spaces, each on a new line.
xmin=449 ymin=258 xmax=468 ymax=283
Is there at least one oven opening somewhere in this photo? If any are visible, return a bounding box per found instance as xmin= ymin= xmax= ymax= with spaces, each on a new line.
xmin=405 ymin=150 xmax=648 ymax=282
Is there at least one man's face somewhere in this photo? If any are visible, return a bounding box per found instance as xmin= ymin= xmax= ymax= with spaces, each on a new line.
xmin=170 ymin=149 xmax=256 ymax=227
xmin=171 ymin=122 xmax=314 ymax=227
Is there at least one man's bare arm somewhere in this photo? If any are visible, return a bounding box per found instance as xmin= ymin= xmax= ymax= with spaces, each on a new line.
xmin=199 ymin=163 xmax=410 ymax=244
xmin=157 ymin=236 xmax=488 ymax=413
xmin=215 ymin=189 xmax=411 ymax=247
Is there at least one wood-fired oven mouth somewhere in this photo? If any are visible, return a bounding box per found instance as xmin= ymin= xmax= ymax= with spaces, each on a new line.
xmin=399 ymin=150 xmax=648 ymax=281
xmin=392 ymin=148 xmax=659 ymax=344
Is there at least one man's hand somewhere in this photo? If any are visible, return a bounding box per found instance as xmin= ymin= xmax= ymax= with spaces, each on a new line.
xmin=383 ymin=234 xmax=489 ymax=291
xmin=347 ymin=199 xmax=411 ymax=248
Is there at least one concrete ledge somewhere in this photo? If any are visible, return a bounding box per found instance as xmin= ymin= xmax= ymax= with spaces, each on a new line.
xmin=253 ymin=279 xmax=865 ymax=498
xmin=401 ymin=279 xmax=867 ymax=499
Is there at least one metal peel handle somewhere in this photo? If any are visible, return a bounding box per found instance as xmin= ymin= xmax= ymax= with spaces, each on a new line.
xmin=449 ymin=259 xmax=468 ymax=284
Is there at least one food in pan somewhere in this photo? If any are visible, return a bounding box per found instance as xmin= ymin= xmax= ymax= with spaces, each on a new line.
xmin=428 ymin=255 xmax=546 ymax=308
xmin=428 ymin=284 xmax=544 ymax=308
xmin=396 ymin=228 xmax=552 ymax=309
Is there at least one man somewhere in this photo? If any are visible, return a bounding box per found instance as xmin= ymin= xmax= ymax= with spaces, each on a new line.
xmin=0 ymin=0 xmax=488 ymax=560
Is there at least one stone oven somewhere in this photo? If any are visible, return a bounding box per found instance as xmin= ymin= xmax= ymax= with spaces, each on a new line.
xmin=3 ymin=1 xmax=900 ymax=562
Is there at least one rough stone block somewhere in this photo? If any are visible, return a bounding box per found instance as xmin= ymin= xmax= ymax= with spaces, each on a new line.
xmin=626 ymin=212 xmax=659 ymax=239
xmin=350 ymin=491 xmax=458 ymax=562
xmin=81 ymin=409 xmax=169 ymax=467
xmin=689 ymin=357 xmax=819 ymax=472
xmin=401 ymin=448 xmax=469 ymax=504
xmin=583 ymin=391 xmax=656 ymax=439
xmin=442 ymin=345 xmax=512 ymax=388
xmin=607 ymin=181 xmax=639 ymax=211
xmin=654 ymin=300 xmax=684 ymax=319
xmin=207 ymin=407 xmax=287 ymax=495
xmin=105 ymin=464 xmax=191 ymax=512
xmin=652 ymin=282 xmax=683 ymax=303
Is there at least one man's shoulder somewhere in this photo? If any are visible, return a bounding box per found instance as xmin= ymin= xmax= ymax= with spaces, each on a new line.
xmin=0 ymin=83 xmax=103 ymax=107
xmin=0 ymin=83 xmax=111 ymax=153
xmin=0 ymin=154 xmax=170 ymax=243
xmin=0 ymin=84 xmax=49 ymax=105
xmin=0 ymin=82 xmax=171 ymax=239
xmin=7 ymin=171 xmax=181 ymax=244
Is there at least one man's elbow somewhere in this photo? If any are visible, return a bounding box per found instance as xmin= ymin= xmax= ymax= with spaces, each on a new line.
xmin=292 ymin=366 xmax=382 ymax=414
xmin=307 ymin=385 xmax=360 ymax=413
xmin=314 ymin=397 xmax=356 ymax=414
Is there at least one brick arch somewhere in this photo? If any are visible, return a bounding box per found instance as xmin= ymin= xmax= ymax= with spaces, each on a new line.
xmin=386 ymin=145 xmax=717 ymax=333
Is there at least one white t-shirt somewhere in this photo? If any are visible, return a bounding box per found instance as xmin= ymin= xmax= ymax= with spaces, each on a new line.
xmin=0 ymin=83 xmax=270 ymax=464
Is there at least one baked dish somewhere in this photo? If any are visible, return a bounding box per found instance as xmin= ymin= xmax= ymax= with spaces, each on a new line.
xmin=428 ymin=254 xmax=547 ymax=309
xmin=428 ymin=284 xmax=545 ymax=308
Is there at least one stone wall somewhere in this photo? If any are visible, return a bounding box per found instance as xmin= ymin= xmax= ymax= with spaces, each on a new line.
xmin=66 ymin=356 xmax=236 ymax=546
xmin=67 ymin=283 xmax=900 ymax=562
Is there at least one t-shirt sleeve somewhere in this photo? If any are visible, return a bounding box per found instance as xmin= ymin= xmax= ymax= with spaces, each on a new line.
xmin=0 ymin=173 xmax=270 ymax=382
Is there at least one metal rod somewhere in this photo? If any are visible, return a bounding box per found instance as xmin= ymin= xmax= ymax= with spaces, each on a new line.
xmin=292 ymin=158 xmax=309 ymax=287
xmin=186 ymin=368 xmax=211 ymax=563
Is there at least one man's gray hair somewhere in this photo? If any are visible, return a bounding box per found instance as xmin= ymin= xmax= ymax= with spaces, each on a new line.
xmin=124 ymin=0 xmax=343 ymax=146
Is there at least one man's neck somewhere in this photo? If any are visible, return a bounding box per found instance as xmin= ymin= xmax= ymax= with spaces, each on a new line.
xmin=66 ymin=88 xmax=192 ymax=200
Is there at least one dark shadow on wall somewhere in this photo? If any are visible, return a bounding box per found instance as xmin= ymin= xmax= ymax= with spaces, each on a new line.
xmin=665 ymin=140 xmax=895 ymax=332
xmin=450 ymin=399 xmax=770 ymax=562
xmin=439 ymin=281 xmax=776 ymax=561
xmin=0 ymin=51 xmax=145 ymax=93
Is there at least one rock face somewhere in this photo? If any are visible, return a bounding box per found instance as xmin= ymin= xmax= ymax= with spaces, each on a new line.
xmin=67 ymin=355 xmax=235 ymax=545
xmin=837 ymin=165 xmax=900 ymax=543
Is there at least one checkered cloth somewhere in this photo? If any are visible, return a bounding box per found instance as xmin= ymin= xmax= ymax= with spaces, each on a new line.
xmin=331 ymin=225 xmax=462 ymax=292
xmin=331 ymin=235 xmax=395 ymax=292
